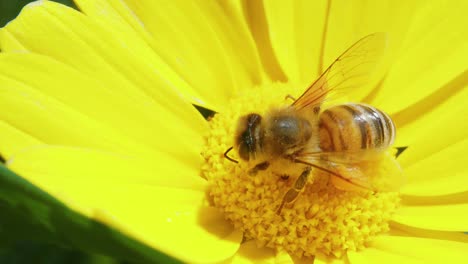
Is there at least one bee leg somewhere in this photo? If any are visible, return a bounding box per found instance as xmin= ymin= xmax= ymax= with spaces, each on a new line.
xmin=285 ymin=94 xmax=296 ymax=102
xmin=248 ymin=161 xmax=270 ymax=176
xmin=276 ymin=166 xmax=311 ymax=214
xmin=272 ymin=172 xmax=290 ymax=180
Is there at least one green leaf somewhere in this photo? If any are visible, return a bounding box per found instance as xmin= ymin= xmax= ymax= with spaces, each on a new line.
xmin=0 ymin=165 xmax=183 ymax=264
xmin=0 ymin=241 xmax=119 ymax=264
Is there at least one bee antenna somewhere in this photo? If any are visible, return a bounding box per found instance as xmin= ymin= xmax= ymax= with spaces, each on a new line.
xmin=224 ymin=146 xmax=239 ymax=163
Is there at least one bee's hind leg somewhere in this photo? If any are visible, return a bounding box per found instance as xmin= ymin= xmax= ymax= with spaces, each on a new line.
xmin=285 ymin=94 xmax=296 ymax=102
xmin=248 ymin=161 xmax=270 ymax=176
xmin=276 ymin=166 xmax=311 ymax=214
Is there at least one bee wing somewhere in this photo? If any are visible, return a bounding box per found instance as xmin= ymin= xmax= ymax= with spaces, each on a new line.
xmin=297 ymin=149 xmax=381 ymax=163
xmin=292 ymin=33 xmax=388 ymax=112
xmin=296 ymin=151 xmax=404 ymax=192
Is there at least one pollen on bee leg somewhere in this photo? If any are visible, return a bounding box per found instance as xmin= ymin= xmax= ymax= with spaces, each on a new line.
xmin=200 ymin=83 xmax=401 ymax=259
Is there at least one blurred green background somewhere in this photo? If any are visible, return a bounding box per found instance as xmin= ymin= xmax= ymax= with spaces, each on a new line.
xmin=0 ymin=1 xmax=125 ymax=263
xmin=0 ymin=0 xmax=75 ymax=27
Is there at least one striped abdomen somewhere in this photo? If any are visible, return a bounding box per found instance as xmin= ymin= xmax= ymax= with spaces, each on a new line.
xmin=318 ymin=104 xmax=396 ymax=152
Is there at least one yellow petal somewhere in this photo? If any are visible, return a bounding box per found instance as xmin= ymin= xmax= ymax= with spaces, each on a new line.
xmin=0 ymin=27 xmax=26 ymax=50
xmin=228 ymin=241 xmax=277 ymax=264
xmin=400 ymin=138 xmax=467 ymax=196
xmin=82 ymin=185 xmax=241 ymax=263
xmin=373 ymin=0 xmax=468 ymax=114
xmin=348 ymin=247 xmax=420 ymax=264
xmin=0 ymin=120 xmax=42 ymax=160
xmin=75 ymin=0 xmax=265 ymax=110
xmin=323 ymin=0 xmax=423 ymax=101
xmin=0 ymin=52 xmax=206 ymax=165
xmin=393 ymin=200 xmax=468 ymax=232
xmin=0 ymin=69 xmax=150 ymax=157
xmin=390 ymin=221 xmax=468 ymax=244
xmin=0 ymin=1 xmax=215 ymax=112
xmin=262 ymin=0 xmax=327 ymax=84
xmin=275 ymin=251 xmax=294 ymax=264
xmin=394 ymin=81 xmax=468 ymax=167
xmin=241 ymin=1 xmax=287 ymax=82
xmin=6 ymin=145 xmax=206 ymax=193
xmin=314 ymin=254 xmax=346 ymax=264
xmin=349 ymin=235 xmax=468 ymax=263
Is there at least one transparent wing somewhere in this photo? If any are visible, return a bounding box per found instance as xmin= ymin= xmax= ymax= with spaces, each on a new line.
xmin=297 ymin=149 xmax=382 ymax=163
xmin=296 ymin=151 xmax=404 ymax=192
xmin=292 ymin=33 xmax=388 ymax=112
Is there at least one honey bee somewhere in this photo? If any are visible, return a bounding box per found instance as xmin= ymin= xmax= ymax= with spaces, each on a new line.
xmin=227 ymin=33 xmax=404 ymax=214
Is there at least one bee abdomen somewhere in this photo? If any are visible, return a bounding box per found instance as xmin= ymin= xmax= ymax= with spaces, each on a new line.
xmin=318 ymin=103 xmax=395 ymax=152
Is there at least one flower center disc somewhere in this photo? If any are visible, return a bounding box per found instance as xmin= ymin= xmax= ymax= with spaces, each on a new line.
xmin=201 ymin=84 xmax=400 ymax=258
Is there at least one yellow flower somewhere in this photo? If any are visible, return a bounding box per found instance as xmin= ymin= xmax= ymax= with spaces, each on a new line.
xmin=0 ymin=0 xmax=467 ymax=263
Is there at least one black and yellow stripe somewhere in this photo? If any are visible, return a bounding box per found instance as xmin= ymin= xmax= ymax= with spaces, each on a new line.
xmin=318 ymin=103 xmax=395 ymax=152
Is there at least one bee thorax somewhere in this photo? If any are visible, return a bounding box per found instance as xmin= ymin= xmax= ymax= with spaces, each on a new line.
xmin=266 ymin=114 xmax=312 ymax=156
